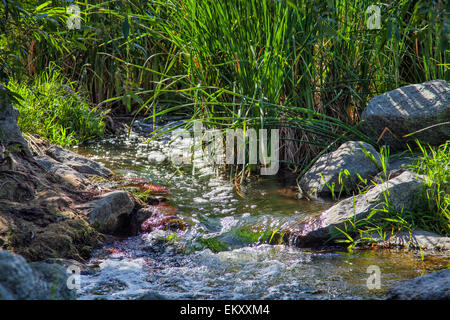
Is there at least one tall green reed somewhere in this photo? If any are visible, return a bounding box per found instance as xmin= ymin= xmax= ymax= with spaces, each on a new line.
xmin=2 ymin=0 xmax=447 ymax=178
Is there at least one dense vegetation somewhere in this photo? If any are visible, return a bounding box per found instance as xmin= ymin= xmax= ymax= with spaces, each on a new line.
xmin=1 ymin=0 xmax=447 ymax=152
xmin=0 ymin=1 xmax=448 ymax=238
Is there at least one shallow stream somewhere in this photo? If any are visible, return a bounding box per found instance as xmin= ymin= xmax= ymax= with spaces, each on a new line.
xmin=75 ymin=121 xmax=448 ymax=300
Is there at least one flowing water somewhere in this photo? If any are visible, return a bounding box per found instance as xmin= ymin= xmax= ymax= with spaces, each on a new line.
xmin=75 ymin=120 xmax=448 ymax=300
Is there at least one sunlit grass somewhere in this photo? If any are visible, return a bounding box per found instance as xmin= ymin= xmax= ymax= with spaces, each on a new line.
xmin=7 ymin=65 xmax=105 ymax=146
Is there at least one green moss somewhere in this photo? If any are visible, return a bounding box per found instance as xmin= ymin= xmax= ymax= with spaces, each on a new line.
xmin=194 ymin=237 xmax=229 ymax=253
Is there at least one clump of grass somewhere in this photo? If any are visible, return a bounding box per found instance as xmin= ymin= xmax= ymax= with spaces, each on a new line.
xmin=409 ymin=140 xmax=449 ymax=236
xmin=7 ymin=66 xmax=105 ymax=146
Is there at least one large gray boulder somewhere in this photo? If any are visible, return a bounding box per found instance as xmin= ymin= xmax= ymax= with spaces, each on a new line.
xmin=46 ymin=145 xmax=113 ymax=177
xmin=362 ymin=80 xmax=450 ymax=150
xmin=292 ymin=171 xmax=425 ymax=247
xmin=0 ymin=284 xmax=13 ymax=300
xmin=77 ymin=191 xmax=135 ymax=234
xmin=387 ymin=269 xmax=450 ymax=300
xmin=299 ymin=141 xmax=382 ymax=198
xmin=0 ymin=250 xmax=76 ymax=299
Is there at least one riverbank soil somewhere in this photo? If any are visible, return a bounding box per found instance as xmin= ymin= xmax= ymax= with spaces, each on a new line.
xmin=0 ymin=100 xmax=103 ymax=261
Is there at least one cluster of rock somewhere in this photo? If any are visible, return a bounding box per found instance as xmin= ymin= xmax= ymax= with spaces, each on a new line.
xmin=0 ymin=92 xmax=164 ymax=262
xmin=34 ymin=145 xmax=175 ymax=237
xmin=292 ymin=80 xmax=449 ymax=300
xmin=294 ymin=80 xmax=449 ymax=251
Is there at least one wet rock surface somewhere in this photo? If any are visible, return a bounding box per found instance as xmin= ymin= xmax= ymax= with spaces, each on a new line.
xmin=292 ymin=171 xmax=426 ymax=247
xmin=299 ymin=141 xmax=382 ymax=198
xmin=77 ymin=191 xmax=135 ymax=234
xmin=35 ymin=155 xmax=90 ymax=188
xmin=362 ymin=80 xmax=450 ymax=150
xmin=387 ymin=269 xmax=450 ymax=300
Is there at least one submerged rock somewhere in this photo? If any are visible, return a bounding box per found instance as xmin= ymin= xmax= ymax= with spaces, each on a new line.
xmin=77 ymin=191 xmax=135 ymax=234
xmin=140 ymin=203 xmax=186 ymax=233
xmin=387 ymin=269 xmax=450 ymax=300
xmin=46 ymin=145 xmax=113 ymax=177
xmin=362 ymin=80 xmax=450 ymax=150
xmin=292 ymin=171 xmax=425 ymax=247
xmin=0 ymin=250 xmax=75 ymax=300
xmin=299 ymin=141 xmax=382 ymax=198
